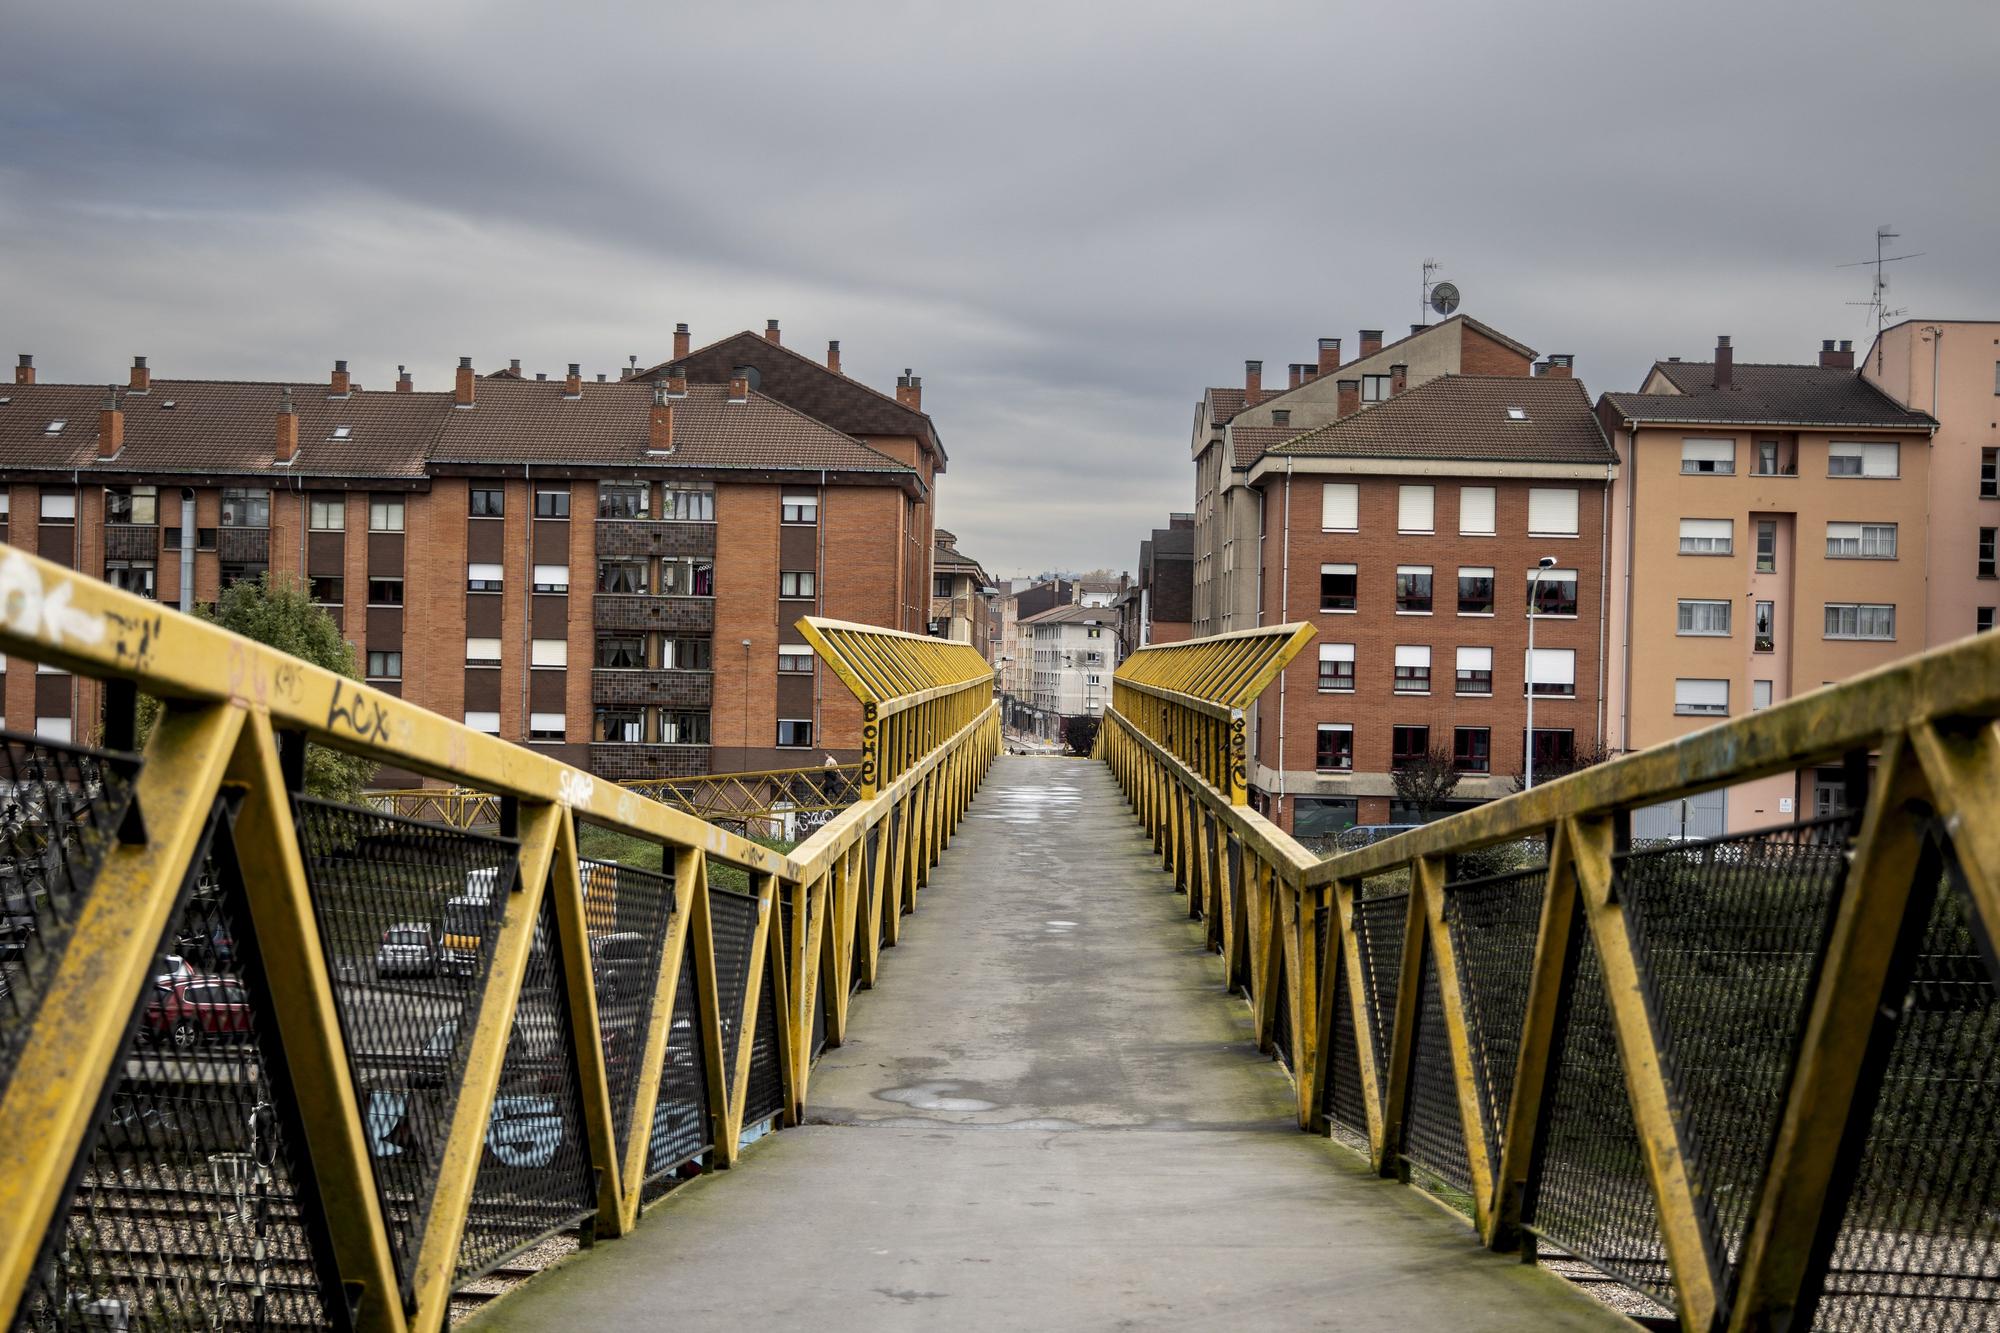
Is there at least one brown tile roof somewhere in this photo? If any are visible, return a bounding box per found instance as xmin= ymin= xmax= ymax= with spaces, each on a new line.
xmin=1226 ymin=315 xmax=1539 ymax=420
xmin=429 ymin=379 xmax=915 ymax=473
xmin=1205 ymin=387 xmax=1250 ymax=425
xmin=1602 ymin=362 xmax=1935 ymax=429
xmin=0 ymin=383 xmax=109 ymax=471
xmin=1267 ymin=375 xmax=1616 ymax=465
xmin=1228 ymin=424 xmax=1310 ymax=468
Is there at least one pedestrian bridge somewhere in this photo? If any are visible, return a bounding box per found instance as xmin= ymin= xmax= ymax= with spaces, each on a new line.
xmin=2 ymin=544 xmax=1997 ymax=1332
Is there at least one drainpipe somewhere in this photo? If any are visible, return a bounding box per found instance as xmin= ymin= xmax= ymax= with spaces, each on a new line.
xmin=815 ymin=469 xmax=827 ymax=746
xmin=522 ymin=463 xmax=534 ymax=741
xmin=1597 ymin=465 xmax=1611 ymax=750
xmin=1276 ymin=459 xmax=1293 ymax=820
xmin=1620 ymin=425 xmax=1637 ymax=753
xmin=179 ymin=487 xmax=197 ymax=611
xmin=1924 ymin=326 xmax=1943 ymax=645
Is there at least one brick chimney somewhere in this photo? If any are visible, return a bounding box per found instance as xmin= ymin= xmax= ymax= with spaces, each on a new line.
xmin=648 ymin=381 xmax=675 ymax=454
xmin=765 ymin=319 xmax=781 ymax=345
xmin=454 ymin=356 xmax=475 ymax=408
xmin=330 ymin=359 xmax=351 ymax=397
xmin=129 ymin=356 xmax=151 ymax=393
xmin=1243 ymin=359 xmax=1263 ymax=408
xmin=896 ymin=368 xmax=922 ymax=411
xmin=1713 ymin=335 xmax=1733 ymax=390
xmin=1287 ymin=363 xmax=1303 ymax=391
xmin=1545 ymin=354 xmax=1575 ymax=379
xmin=1819 ymin=338 xmax=1855 ymax=371
xmin=275 ymin=386 xmax=298 ymax=463
xmin=665 ymin=364 xmax=688 ymax=398
xmin=98 ymin=386 xmax=124 ymax=459
xmin=1317 ymin=337 xmax=1341 ymax=376
xmin=1389 ymin=363 xmax=1408 ymax=396
xmin=15 ymin=354 xmax=34 ymax=386
xmin=396 ymin=365 xmax=413 ymax=393
xmin=1359 ymin=329 xmax=1384 ymax=359
xmin=1336 ymin=378 xmax=1360 ymax=417
xmin=1411 ymin=324 xmax=1427 ymax=336
xmin=728 ymin=372 xmax=750 ymax=403
xmin=1532 ymin=361 xmax=1551 ymax=377
xmin=673 ymin=323 xmax=691 ymax=360
xmin=827 ymin=340 xmax=842 ymax=374
xmin=563 ymin=362 xmax=583 ymax=396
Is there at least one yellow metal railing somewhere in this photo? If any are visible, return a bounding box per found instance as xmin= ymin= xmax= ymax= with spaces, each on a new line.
xmin=1103 ymin=624 xmax=2000 ymax=1331
xmin=0 ymin=548 xmax=997 ymax=1333
xmin=366 ymin=764 xmax=863 ymax=830
xmin=798 ymin=617 xmax=994 ymax=801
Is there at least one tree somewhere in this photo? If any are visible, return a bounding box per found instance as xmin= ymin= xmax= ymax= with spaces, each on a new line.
xmin=1390 ymin=746 xmax=1463 ymax=821
xmin=1503 ymin=739 xmax=1615 ymax=795
xmin=137 ymin=575 xmax=376 ymax=802
xmin=1062 ymin=715 xmax=1101 ymax=757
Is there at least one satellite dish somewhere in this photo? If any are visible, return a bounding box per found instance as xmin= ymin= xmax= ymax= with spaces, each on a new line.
xmin=1430 ymin=282 xmax=1462 ymax=316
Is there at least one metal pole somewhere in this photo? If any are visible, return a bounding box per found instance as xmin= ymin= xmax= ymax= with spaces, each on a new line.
xmin=1525 ymin=569 xmax=1541 ymax=790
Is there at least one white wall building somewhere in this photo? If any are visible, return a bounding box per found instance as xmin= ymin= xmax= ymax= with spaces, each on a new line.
xmin=1023 ymin=603 xmax=1120 ymax=720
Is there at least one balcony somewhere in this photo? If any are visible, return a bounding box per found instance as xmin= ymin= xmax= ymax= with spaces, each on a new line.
xmin=104 ymin=524 xmax=159 ymax=561
xmin=217 ymin=526 xmax=269 ymax=563
xmin=586 ymin=742 xmax=710 ymax=782
xmin=591 ymin=668 xmax=714 ymax=709
xmin=593 ymin=594 xmax=715 ymax=634
xmin=595 ymin=519 xmax=717 ymax=559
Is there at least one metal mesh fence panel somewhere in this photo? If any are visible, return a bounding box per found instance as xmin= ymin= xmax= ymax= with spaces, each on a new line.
xmin=708 ymin=885 xmax=760 ymax=1100
xmin=14 ymin=800 xmax=339 ymax=1332
xmin=1402 ymin=947 xmax=1475 ymax=1216
xmin=453 ymin=890 xmax=596 ymax=1283
xmin=1323 ymin=905 xmax=1370 ymax=1144
xmin=1270 ymin=949 xmax=1293 ymax=1072
xmin=744 ymin=951 xmax=785 ymax=1129
xmin=578 ymin=857 xmax=675 ymax=1166
xmin=857 ymin=826 xmax=880 ymax=981
xmin=291 ymin=797 xmax=518 ymax=1301
xmin=882 ymin=809 xmax=900 ymax=947
xmin=1815 ymin=840 xmax=2000 ymax=1330
xmin=1530 ymin=925 xmax=1675 ymax=1308
xmin=1352 ymin=887 xmax=1408 ymax=1091
xmin=643 ymin=947 xmax=710 ymax=1181
xmin=1444 ymin=865 xmax=1547 ymax=1178
xmin=1616 ymin=816 xmax=1852 ymax=1300
xmin=1 ymin=730 xmax=140 ymax=1093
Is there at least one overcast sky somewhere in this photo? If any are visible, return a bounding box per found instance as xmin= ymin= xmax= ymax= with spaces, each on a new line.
xmin=4 ymin=1 xmax=1997 ymax=577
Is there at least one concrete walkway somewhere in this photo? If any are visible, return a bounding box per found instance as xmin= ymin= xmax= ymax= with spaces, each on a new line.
xmin=474 ymin=756 xmax=1627 ymax=1331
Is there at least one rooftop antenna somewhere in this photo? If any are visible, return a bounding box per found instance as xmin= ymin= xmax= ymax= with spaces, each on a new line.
xmin=1837 ymin=225 xmax=1922 ymax=340
xmin=1421 ymin=259 xmax=1460 ymax=327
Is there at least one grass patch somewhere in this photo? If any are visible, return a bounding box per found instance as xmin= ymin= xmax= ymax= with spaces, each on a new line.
xmin=575 ymin=822 xmax=797 ymax=892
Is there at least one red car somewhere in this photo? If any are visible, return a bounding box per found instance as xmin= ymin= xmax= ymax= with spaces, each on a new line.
xmin=143 ymin=977 xmax=253 ymax=1048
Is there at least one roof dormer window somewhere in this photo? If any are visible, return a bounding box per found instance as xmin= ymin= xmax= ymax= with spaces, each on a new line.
xmin=45 ymin=419 xmax=66 ymax=434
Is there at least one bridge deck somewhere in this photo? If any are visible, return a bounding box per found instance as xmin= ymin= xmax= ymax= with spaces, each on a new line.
xmin=471 ymin=756 xmax=1624 ymax=1330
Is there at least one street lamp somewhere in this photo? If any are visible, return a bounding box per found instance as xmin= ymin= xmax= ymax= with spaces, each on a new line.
xmin=1524 ymin=556 xmax=1557 ymax=790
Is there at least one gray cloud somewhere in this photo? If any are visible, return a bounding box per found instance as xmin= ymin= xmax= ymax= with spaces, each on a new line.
xmin=4 ymin=0 xmax=1997 ymax=575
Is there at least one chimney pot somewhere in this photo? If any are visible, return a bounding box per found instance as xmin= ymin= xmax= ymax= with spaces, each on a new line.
xmin=1818 ymin=338 xmax=1855 ymax=371
xmin=649 ymin=381 xmax=675 ymax=453
xmin=1713 ymin=335 xmax=1734 ymax=390
xmin=129 ymin=355 xmax=151 ymax=392
xmin=1823 ymin=339 xmax=1837 ymax=352
xmin=455 ymin=356 xmax=476 ymax=407
xmin=673 ymin=322 xmax=691 ymax=360
xmin=895 ymin=368 xmax=923 ymax=411
xmin=396 ymin=365 xmax=412 ymax=393
xmin=564 ymin=363 xmax=583 ymax=396
xmin=1316 ymin=337 xmax=1341 ymax=376
xmin=765 ymin=319 xmax=781 ymax=345
xmin=1411 ymin=324 xmax=1427 ymax=336
xmin=1336 ymin=378 xmax=1360 ymax=417
xmin=827 ymin=339 xmax=842 ymax=374
xmin=1359 ymin=329 xmax=1384 ymax=359
xmin=1840 ymin=339 xmax=1852 ymax=352
xmin=535 ymin=372 xmax=547 ymax=381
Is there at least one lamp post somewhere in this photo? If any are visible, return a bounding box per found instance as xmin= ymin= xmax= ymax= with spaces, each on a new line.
xmin=1524 ymin=556 xmax=1557 ymax=790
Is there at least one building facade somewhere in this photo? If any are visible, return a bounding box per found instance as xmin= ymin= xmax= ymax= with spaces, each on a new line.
xmin=928 ymin=528 xmax=994 ymax=658
xmin=1023 ymin=602 xmax=1119 ymax=726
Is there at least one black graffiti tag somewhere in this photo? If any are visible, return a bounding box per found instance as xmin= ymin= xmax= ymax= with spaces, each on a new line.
xmin=326 ymin=679 xmax=393 ymax=746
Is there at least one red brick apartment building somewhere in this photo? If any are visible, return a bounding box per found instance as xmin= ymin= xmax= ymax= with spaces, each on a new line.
xmin=1243 ymin=372 xmax=1617 ymax=836
xmin=0 ymin=325 xmax=943 ymax=781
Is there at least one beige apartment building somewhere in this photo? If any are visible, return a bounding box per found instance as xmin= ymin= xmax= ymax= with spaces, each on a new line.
xmin=1861 ymin=321 xmax=2000 ymax=641
xmin=1600 ymin=337 xmax=1935 ymax=836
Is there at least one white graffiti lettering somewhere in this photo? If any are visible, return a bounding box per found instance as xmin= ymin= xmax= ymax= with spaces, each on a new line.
xmin=0 ymin=551 xmax=107 ymax=651
xmin=556 ymin=770 xmax=596 ymax=809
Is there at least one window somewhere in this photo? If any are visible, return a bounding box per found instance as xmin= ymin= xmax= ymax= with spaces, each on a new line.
xmin=1681 ymin=438 xmax=1735 ymax=474
xmin=1983 ymin=449 xmax=1998 ymax=499
xmin=532 ymin=563 xmax=570 ymax=593
xmin=367 ymin=495 xmax=403 ymax=532
xmin=529 ymin=712 xmax=566 ymax=741
xmin=1754 ymin=440 xmax=1780 ymax=475
xmin=220 ymin=561 xmax=265 ymax=591
xmin=1675 ymin=678 xmax=1729 ymax=716
xmin=1755 ymin=600 xmax=1776 ymax=652
xmin=1980 ymin=527 xmax=1997 ymax=579
xmin=1679 ymin=518 xmax=1733 ymax=555
xmin=1981 ymin=608 xmax=1996 ymax=634
xmin=661 ymin=558 xmax=715 ymax=597
xmin=659 ymin=711 xmax=710 ymax=744
xmin=38 ymin=489 xmax=75 ymax=521
xmin=1316 ymin=724 xmax=1353 ymax=771
xmin=466 ymin=562 xmax=504 ymax=592
xmin=1828 ymin=441 xmax=1898 ymax=478
xmin=309 ymin=575 xmax=342 ymax=606
xmin=1528 ymin=729 xmax=1575 ymax=770
xmin=466 ymin=637 xmax=502 ymax=665
xmin=1456 ymin=646 xmax=1493 ymax=695
xmin=1529 ymin=568 xmax=1578 ymax=617
xmin=470 ymin=487 xmax=504 ymax=517
xmin=778 ymin=645 xmax=815 ymax=673
xmin=1362 ymin=374 xmax=1391 ymax=402
xmin=782 ymin=493 xmax=819 ymax=524
xmin=35 ymin=717 xmax=73 ymax=743
xmin=596 ymin=636 xmax=644 ymax=669
xmin=780 ymin=570 xmax=816 ymax=599
xmin=1524 ymin=648 xmax=1576 ymax=696
xmin=1395 ymin=566 xmax=1433 ymax=613
xmin=1527 ymin=488 xmax=1579 ymax=536
xmin=1756 ymin=520 xmax=1778 ymax=572
xmin=664 ymin=483 xmax=715 ymax=521
xmin=777 ymin=719 xmax=813 ymax=748
xmin=221 ymin=488 xmax=270 ymax=528
xmin=1393 ymin=645 xmax=1431 ymax=693
xmin=367 ymin=578 xmax=403 ymax=606
xmin=934 ymin=575 xmax=954 ymax=598
xmin=530 ymin=638 xmax=568 ymax=668
xmin=1753 ymin=680 xmax=1774 ymax=711
xmin=1677 ymin=599 xmax=1732 ymax=636
xmin=105 ymin=485 xmax=157 ymax=525
xmin=665 ymin=637 xmax=712 ymax=671
xmin=1320 ymin=563 xmax=1357 ymax=612
xmin=1824 ymin=603 xmax=1896 ymax=640
xmin=1826 ymin=522 xmax=1897 ymax=559
xmin=598 ymin=483 xmax=649 ymax=519
xmin=1321 ymin=483 xmax=1358 ymax=531
xmin=465 ymin=711 xmax=501 ymax=736
xmin=1457 ymin=567 xmax=1494 ymax=615
xmin=1397 ymin=485 xmax=1434 ymax=533
xmin=309 ymin=495 xmax=345 ymax=530
xmin=595 ymin=708 xmax=645 ymax=743
xmin=105 ymin=561 xmax=155 ymax=598
xmin=366 ymin=650 xmax=402 ymax=680
xmin=598 ymin=560 xmax=647 ymax=595
xmin=1391 ymin=725 xmax=1430 ymax=768
xmin=534 ymin=489 xmax=570 ymax=519
xmin=1452 ymin=727 xmax=1491 ymax=773
xmin=1459 ymin=486 xmax=1496 ymax=536
xmin=1317 ymin=643 xmax=1354 ymax=692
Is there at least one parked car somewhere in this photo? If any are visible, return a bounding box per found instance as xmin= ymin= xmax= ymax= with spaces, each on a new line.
xmin=143 ymin=977 xmax=252 ymax=1048
xmin=590 ymin=931 xmax=652 ymax=1007
xmin=376 ymin=923 xmax=441 ymax=979
xmin=154 ymin=953 xmax=197 ymax=986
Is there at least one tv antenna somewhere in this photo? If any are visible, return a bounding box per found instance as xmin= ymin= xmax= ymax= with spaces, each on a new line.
xmin=1837 ymin=225 xmax=1922 ymax=339
xmin=1421 ymin=260 xmax=1460 ymax=325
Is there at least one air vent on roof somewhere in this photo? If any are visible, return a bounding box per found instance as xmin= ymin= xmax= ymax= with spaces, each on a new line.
xmin=1506 ymin=408 xmax=1528 ymax=421
xmin=45 ymin=419 xmax=66 ymax=433
xmin=330 ymin=426 xmax=352 ymax=440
